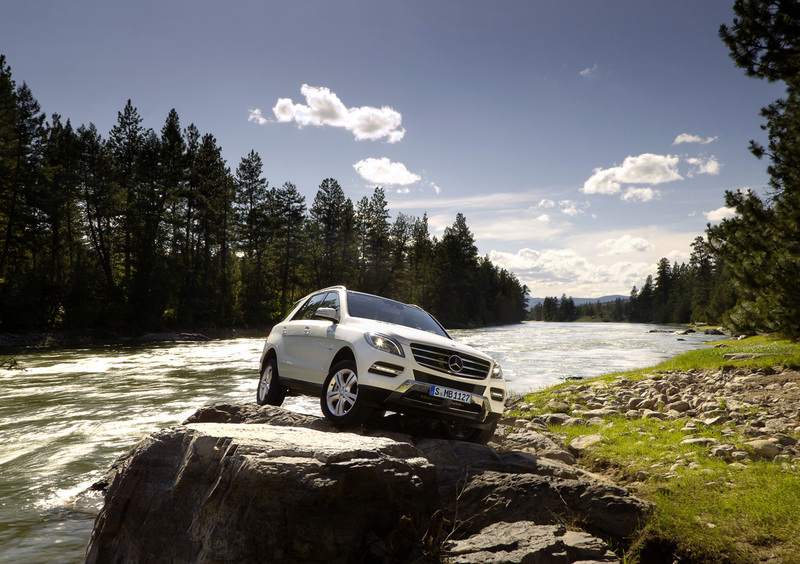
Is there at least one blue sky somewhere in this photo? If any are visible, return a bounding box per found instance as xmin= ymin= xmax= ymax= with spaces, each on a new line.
xmin=2 ymin=0 xmax=785 ymax=297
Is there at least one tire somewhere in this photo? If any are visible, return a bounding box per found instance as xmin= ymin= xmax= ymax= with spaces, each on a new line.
xmin=320 ymin=360 xmax=373 ymax=427
xmin=443 ymin=420 xmax=498 ymax=445
xmin=256 ymin=357 xmax=287 ymax=406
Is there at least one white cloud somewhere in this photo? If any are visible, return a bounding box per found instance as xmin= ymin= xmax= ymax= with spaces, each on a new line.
xmin=490 ymin=247 xmax=652 ymax=295
xmin=686 ymin=156 xmax=721 ymax=176
xmin=704 ymin=206 xmax=737 ymax=222
xmin=536 ymin=214 xmax=550 ymax=222
xmin=674 ymin=133 xmax=718 ymax=145
xmin=582 ymin=153 xmax=682 ymax=195
xmin=538 ymin=199 xmax=555 ymax=208
xmin=353 ymin=157 xmax=421 ymax=185
xmin=559 ymin=200 xmax=587 ymax=216
xmin=598 ymin=234 xmax=655 ymax=255
xmin=579 ymin=64 xmax=598 ymax=79
xmin=247 ymin=108 xmax=269 ymax=125
xmin=431 ymin=183 xmax=441 ymax=195
xmin=270 ymin=84 xmax=405 ymax=142
xmin=621 ymin=187 xmax=660 ymax=202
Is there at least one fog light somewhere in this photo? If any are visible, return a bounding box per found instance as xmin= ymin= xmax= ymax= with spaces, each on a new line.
xmin=368 ymin=362 xmax=404 ymax=377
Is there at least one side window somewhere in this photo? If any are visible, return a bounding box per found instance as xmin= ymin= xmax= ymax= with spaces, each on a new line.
xmin=319 ymin=292 xmax=340 ymax=314
xmin=292 ymin=293 xmax=326 ymax=321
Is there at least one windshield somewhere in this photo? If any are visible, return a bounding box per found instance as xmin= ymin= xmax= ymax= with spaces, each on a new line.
xmin=345 ymin=292 xmax=450 ymax=338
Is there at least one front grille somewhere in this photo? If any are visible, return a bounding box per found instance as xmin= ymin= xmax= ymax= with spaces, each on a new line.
xmin=410 ymin=343 xmax=491 ymax=379
xmin=413 ymin=371 xmax=486 ymax=395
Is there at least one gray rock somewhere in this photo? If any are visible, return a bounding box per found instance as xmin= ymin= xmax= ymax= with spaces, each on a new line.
xmin=543 ymin=412 xmax=572 ymax=426
xmin=569 ymin=433 xmax=604 ymax=454
xmin=704 ymin=415 xmax=728 ymax=426
xmin=680 ymin=437 xmax=719 ymax=447
xmin=88 ymin=404 xmax=652 ymax=563
xmin=476 ymin=429 xmax=578 ymax=467
xmin=710 ymin=444 xmax=736 ymax=458
xmin=447 ymin=521 xmax=618 ymax=563
xmin=449 ymin=469 xmax=652 ymax=540
xmin=745 ymin=439 xmax=782 ymax=459
xmin=87 ymin=423 xmax=437 ymax=564
xmin=626 ymin=397 xmax=643 ymax=409
xmin=666 ymin=400 xmax=691 ymax=413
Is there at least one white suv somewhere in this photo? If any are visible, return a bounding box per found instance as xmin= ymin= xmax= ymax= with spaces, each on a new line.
xmin=257 ymin=287 xmax=506 ymax=443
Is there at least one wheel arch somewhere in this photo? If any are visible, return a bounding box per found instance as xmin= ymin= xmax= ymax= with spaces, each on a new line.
xmin=261 ymin=347 xmax=278 ymax=372
xmin=329 ymin=347 xmax=356 ymax=372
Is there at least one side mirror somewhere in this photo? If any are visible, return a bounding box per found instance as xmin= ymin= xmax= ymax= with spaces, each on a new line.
xmin=313 ymin=307 xmax=340 ymax=323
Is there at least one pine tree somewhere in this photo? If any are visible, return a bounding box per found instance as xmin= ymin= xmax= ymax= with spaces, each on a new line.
xmin=432 ymin=213 xmax=479 ymax=326
xmin=408 ymin=213 xmax=435 ymax=310
xmin=708 ymin=1 xmax=800 ymax=337
xmin=355 ymin=187 xmax=391 ymax=294
xmin=0 ymin=58 xmax=47 ymax=329
xmin=307 ymin=178 xmax=356 ymax=288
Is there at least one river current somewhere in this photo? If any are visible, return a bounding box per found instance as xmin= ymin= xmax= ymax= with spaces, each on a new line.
xmin=0 ymin=322 xmax=719 ymax=562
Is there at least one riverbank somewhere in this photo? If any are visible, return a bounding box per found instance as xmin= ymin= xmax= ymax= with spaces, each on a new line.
xmin=0 ymin=326 xmax=271 ymax=349
xmin=505 ymin=336 xmax=800 ymax=563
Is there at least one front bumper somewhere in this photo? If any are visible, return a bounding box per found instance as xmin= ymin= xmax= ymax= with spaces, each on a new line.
xmin=360 ymin=379 xmax=502 ymax=429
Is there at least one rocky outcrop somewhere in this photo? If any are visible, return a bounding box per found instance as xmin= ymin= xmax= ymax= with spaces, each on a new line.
xmin=87 ymin=404 xmax=652 ymax=564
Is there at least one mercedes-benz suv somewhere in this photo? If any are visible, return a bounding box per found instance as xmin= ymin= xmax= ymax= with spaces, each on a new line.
xmin=257 ymin=287 xmax=506 ymax=443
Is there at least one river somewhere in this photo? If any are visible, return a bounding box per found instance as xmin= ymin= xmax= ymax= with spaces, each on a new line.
xmin=0 ymin=322 xmax=719 ymax=563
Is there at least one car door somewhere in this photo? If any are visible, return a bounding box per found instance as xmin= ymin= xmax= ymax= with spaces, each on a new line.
xmin=281 ymin=291 xmax=341 ymax=385
xmin=300 ymin=291 xmax=342 ymax=385
xmin=278 ymin=292 xmax=327 ymax=381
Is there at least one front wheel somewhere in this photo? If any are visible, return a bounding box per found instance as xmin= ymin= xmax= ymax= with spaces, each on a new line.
xmin=320 ymin=360 xmax=373 ymax=427
xmin=256 ymin=357 xmax=287 ymax=406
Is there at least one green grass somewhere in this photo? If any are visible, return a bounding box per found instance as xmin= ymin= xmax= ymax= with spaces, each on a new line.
xmin=652 ymin=336 xmax=800 ymax=373
xmin=643 ymin=463 xmax=800 ymax=563
xmin=509 ymin=336 xmax=800 ymax=563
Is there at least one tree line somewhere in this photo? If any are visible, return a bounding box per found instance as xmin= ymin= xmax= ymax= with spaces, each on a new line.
xmin=532 ymin=1 xmax=800 ymax=339
xmin=0 ymin=55 xmax=527 ymax=333
xmin=528 ymin=237 xmax=735 ymax=325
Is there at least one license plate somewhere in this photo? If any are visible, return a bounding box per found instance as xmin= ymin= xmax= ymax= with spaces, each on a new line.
xmin=430 ymin=385 xmax=472 ymax=404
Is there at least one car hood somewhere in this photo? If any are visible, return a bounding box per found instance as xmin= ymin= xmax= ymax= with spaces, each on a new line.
xmin=345 ymin=317 xmax=493 ymax=361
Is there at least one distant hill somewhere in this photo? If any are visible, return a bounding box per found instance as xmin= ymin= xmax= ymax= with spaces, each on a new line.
xmin=526 ymin=295 xmax=627 ymax=309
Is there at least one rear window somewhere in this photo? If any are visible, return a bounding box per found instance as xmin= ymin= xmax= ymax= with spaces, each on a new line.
xmin=346 ymin=292 xmax=449 ymax=338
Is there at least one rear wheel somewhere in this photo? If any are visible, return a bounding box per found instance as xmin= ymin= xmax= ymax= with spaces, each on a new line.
xmin=256 ymin=357 xmax=287 ymax=406
xmin=320 ymin=360 xmax=374 ymax=427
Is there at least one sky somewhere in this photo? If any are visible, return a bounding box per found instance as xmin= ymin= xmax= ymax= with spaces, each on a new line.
xmin=1 ymin=0 xmax=786 ymax=298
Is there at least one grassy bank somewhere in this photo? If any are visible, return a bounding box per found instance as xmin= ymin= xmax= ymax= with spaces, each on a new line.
xmin=508 ymin=337 xmax=800 ymax=564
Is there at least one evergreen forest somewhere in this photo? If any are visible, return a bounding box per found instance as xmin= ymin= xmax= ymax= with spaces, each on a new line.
xmin=0 ymin=58 xmax=526 ymax=333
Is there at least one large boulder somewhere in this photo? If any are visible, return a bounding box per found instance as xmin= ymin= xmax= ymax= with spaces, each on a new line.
xmin=87 ymin=403 xmax=652 ymax=563
xmin=87 ymin=423 xmax=437 ymax=563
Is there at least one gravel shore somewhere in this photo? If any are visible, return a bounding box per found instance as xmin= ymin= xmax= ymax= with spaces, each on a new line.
xmin=501 ymin=363 xmax=800 ymax=478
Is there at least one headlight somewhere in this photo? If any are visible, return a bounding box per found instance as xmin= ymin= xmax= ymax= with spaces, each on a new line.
xmin=365 ymin=333 xmax=405 ymax=357
xmin=491 ymin=363 xmax=503 ymax=379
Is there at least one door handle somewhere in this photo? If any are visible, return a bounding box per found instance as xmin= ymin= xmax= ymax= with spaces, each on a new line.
xmin=304 ymin=327 xmax=310 ymax=334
